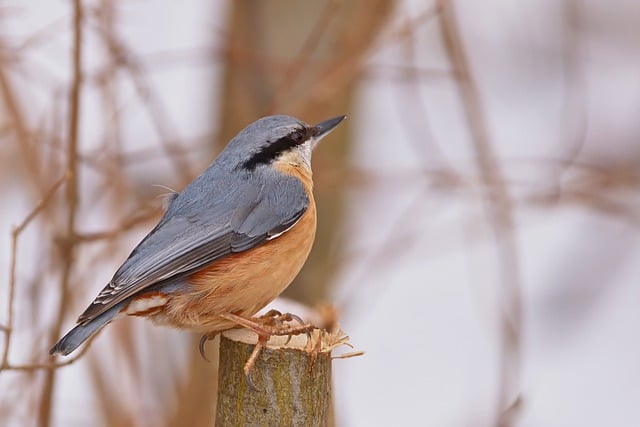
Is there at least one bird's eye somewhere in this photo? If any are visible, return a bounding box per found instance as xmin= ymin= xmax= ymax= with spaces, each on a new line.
xmin=291 ymin=130 xmax=304 ymax=143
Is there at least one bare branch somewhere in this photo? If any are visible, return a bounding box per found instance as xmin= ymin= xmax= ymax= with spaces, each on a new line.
xmin=439 ymin=2 xmax=523 ymax=425
xmin=38 ymin=1 xmax=84 ymax=425
xmin=0 ymin=173 xmax=69 ymax=371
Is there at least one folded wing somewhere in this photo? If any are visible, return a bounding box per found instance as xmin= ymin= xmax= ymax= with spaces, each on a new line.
xmin=77 ymin=173 xmax=308 ymax=324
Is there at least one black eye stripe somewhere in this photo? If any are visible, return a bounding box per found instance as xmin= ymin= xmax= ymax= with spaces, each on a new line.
xmin=241 ymin=128 xmax=311 ymax=170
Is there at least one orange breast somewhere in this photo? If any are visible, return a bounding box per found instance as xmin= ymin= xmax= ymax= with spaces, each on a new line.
xmin=155 ymin=162 xmax=317 ymax=332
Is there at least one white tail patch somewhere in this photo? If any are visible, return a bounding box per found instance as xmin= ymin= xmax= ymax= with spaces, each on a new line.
xmin=125 ymin=294 xmax=168 ymax=315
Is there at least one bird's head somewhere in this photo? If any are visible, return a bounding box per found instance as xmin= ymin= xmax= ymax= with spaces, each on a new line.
xmin=224 ymin=115 xmax=346 ymax=172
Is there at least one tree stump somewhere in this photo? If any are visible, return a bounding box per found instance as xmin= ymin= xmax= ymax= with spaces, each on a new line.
xmin=215 ymin=328 xmax=336 ymax=427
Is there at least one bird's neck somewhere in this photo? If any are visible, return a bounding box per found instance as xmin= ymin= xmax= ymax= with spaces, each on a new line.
xmin=273 ymin=154 xmax=314 ymax=195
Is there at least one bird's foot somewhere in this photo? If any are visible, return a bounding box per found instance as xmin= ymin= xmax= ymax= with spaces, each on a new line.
xmin=220 ymin=311 xmax=316 ymax=390
xmin=255 ymin=309 xmax=313 ymax=341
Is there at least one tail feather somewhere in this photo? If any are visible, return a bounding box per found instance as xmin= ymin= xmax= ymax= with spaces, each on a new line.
xmin=49 ymin=303 xmax=124 ymax=356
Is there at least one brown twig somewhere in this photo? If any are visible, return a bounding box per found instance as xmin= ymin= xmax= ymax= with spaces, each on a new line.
xmin=0 ymin=173 xmax=69 ymax=371
xmin=0 ymin=45 xmax=45 ymax=191
xmin=72 ymin=209 xmax=160 ymax=243
xmin=439 ymin=2 xmax=523 ymax=425
xmin=38 ymin=1 xmax=83 ymax=425
xmin=336 ymin=181 xmax=435 ymax=310
xmin=2 ymin=334 xmax=94 ymax=372
xmin=90 ymin=13 xmax=194 ymax=184
xmin=364 ymin=63 xmax=459 ymax=81
xmin=394 ymin=6 xmax=454 ymax=171
xmin=284 ymin=1 xmax=401 ymax=117
xmin=554 ymin=0 xmax=588 ymax=180
xmin=279 ymin=2 xmax=440 ymax=118
xmin=267 ymin=0 xmax=339 ymax=113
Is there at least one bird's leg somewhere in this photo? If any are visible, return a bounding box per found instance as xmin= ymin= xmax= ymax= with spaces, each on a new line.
xmin=220 ymin=311 xmax=316 ymax=389
xmin=256 ymin=310 xmax=309 ymax=345
xmin=244 ymin=337 xmax=266 ymax=391
xmin=221 ymin=311 xmax=315 ymax=340
xmin=257 ymin=308 xmax=283 ymax=319
xmin=258 ymin=309 xmax=306 ymax=328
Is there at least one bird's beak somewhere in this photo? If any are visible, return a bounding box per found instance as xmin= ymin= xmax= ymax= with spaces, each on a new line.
xmin=311 ymin=115 xmax=346 ymax=149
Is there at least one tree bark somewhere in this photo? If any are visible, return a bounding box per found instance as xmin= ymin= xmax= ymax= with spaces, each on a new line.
xmin=216 ymin=329 xmax=332 ymax=427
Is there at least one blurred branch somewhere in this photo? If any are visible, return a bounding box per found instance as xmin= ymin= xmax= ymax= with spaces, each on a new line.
xmin=0 ymin=46 xmax=45 ymax=191
xmin=72 ymin=208 xmax=160 ymax=243
xmin=13 ymin=17 xmax=69 ymax=53
xmin=336 ymin=182 xmax=433 ymax=310
xmin=383 ymin=1 xmax=441 ymax=44
xmin=90 ymin=9 xmax=194 ymax=184
xmin=395 ymin=4 xmax=454 ymax=171
xmin=267 ymin=1 xmax=339 ymax=113
xmin=39 ymin=1 xmax=83 ymax=425
xmin=557 ymin=0 xmax=588 ymax=177
xmin=439 ymin=2 xmax=522 ymax=425
xmin=363 ymin=63 xmax=459 ymax=81
xmin=1 ymin=173 xmax=69 ymax=371
xmin=2 ymin=334 xmax=94 ymax=372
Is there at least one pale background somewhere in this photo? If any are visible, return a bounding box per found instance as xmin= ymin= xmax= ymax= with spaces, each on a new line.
xmin=1 ymin=1 xmax=639 ymax=426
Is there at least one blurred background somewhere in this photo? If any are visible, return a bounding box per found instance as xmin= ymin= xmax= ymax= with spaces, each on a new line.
xmin=2 ymin=0 xmax=640 ymax=426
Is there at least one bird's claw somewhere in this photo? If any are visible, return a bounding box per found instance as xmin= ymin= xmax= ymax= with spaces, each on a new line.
xmin=220 ymin=311 xmax=317 ymax=390
xmin=245 ymin=369 xmax=260 ymax=392
xmin=199 ymin=332 xmax=217 ymax=362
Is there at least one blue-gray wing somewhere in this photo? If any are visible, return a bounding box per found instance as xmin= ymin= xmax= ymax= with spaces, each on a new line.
xmin=77 ymin=172 xmax=309 ymax=324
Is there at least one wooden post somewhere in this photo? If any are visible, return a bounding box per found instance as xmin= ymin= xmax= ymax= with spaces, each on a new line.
xmin=216 ymin=328 xmax=337 ymax=426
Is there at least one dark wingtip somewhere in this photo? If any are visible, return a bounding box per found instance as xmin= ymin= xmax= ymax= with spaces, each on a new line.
xmin=49 ymin=345 xmax=60 ymax=356
xmin=49 ymin=335 xmax=74 ymax=356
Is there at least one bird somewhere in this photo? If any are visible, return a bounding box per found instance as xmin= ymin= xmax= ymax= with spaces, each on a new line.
xmin=50 ymin=114 xmax=345 ymax=358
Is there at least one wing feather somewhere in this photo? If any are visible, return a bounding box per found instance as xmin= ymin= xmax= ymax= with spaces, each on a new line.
xmin=78 ymin=172 xmax=309 ymax=324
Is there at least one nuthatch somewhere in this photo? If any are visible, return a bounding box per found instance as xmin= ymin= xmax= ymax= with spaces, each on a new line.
xmin=50 ymin=114 xmax=345 ymax=357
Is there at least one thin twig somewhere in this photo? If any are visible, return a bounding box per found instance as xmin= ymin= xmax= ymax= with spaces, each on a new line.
xmin=90 ymin=15 xmax=193 ymax=183
xmin=439 ymin=2 xmax=522 ymax=425
xmin=0 ymin=44 xmax=45 ymax=191
xmin=394 ymin=6 xmax=454 ymax=171
xmin=555 ymin=0 xmax=588 ymax=180
xmin=293 ymin=2 xmax=440 ymax=116
xmin=38 ymin=1 xmax=83 ymax=425
xmin=0 ymin=173 xmax=69 ymax=371
xmin=2 ymin=334 xmax=95 ymax=372
xmin=267 ymin=0 xmax=339 ymax=113
xmin=72 ymin=209 xmax=160 ymax=243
